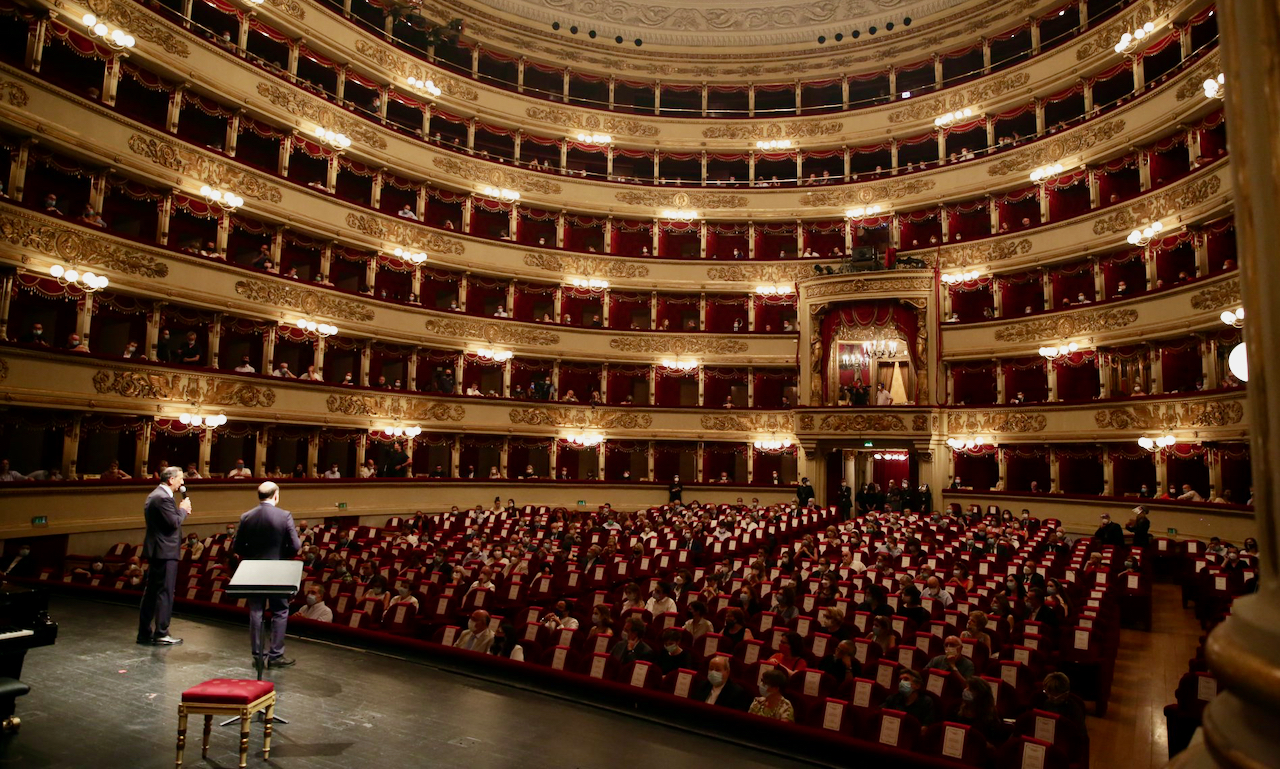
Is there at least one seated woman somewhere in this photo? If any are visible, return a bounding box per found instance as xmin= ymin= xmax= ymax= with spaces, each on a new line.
xmin=865 ymin=615 xmax=898 ymax=655
xmin=962 ymin=610 xmax=994 ymax=650
xmin=764 ymin=631 xmax=808 ymax=674
xmin=748 ymin=668 xmax=795 ymax=722
xmin=489 ymin=622 xmax=525 ymax=662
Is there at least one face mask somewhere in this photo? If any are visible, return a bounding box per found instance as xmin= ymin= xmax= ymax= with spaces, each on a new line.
xmin=962 ymin=689 xmax=975 ymax=702
xmin=398 ymin=587 xmax=410 ymax=596
xmin=707 ymin=671 xmax=724 ymax=687
xmin=130 ymin=577 xmax=141 ymax=585
xmin=306 ymin=595 xmax=318 ymax=606
xmin=1228 ymin=553 xmax=1239 ymax=561
xmin=1023 ymin=567 xmax=1033 ymax=575
xmin=898 ymin=680 xmax=914 ymax=696
xmin=32 ymin=330 xmax=41 ymax=336
xmin=18 ymin=549 xmax=30 ymax=557
xmin=953 ymin=570 xmax=962 ymax=577
xmin=665 ymin=643 xmax=679 ymax=654
xmin=758 ymin=683 xmax=770 ymax=696
xmin=1047 ymin=586 xmax=1058 ymax=595
xmin=1006 ymin=582 xmax=1017 ymax=590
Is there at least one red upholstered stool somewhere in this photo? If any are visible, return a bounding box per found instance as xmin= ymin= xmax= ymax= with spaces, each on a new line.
xmin=176 ymin=679 xmax=276 ymax=769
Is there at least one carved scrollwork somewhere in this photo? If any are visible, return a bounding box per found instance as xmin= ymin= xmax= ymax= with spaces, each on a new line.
xmin=912 ymin=414 xmax=928 ymax=432
xmin=986 ymin=120 xmax=1127 ymax=177
xmin=424 ymin=318 xmax=561 ymax=346
xmin=325 ymin=394 xmax=466 ymax=421
xmin=947 ymin=412 xmax=1047 ymax=434
xmin=234 ymin=280 xmax=375 ymax=322
xmin=799 ymin=178 xmax=936 ymax=208
xmin=887 ymin=73 xmax=1031 ymax=124
xmin=525 ymin=106 xmax=659 ymax=137
xmin=343 ymin=213 xmax=466 ymax=255
xmin=352 ymin=41 xmax=475 ymax=99
xmin=509 ymin=407 xmax=653 ymax=430
xmin=796 ymin=413 xmax=909 ymax=432
xmin=86 ymin=0 xmax=191 ymax=57
xmin=0 ymin=208 xmax=169 ymax=278
xmin=1091 ymin=175 xmax=1224 ymax=235
xmin=262 ymin=0 xmax=305 ymax=17
xmin=1093 ymin=399 xmax=1244 ymax=430
xmin=432 ymin=157 xmax=562 ymax=196
xmin=0 ymin=80 xmax=28 ymax=107
xmin=0 ymin=356 xmax=8 ymax=383
xmin=255 ymin=83 xmax=387 ymax=150
xmin=608 ymin=337 xmax=749 ymax=355
xmin=700 ymin=122 xmax=843 ymax=140
xmin=127 ymin=134 xmax=282 ymax=203
xmin=993 ymin=308 xmax=1139 ymax=343
xmin=613 ymin=190 xmax=748 ymax=209
xmin=1189 ymin=279 xmax=1241 ymax=312
xmin=1177 ymin=52 xmax=1222 ymax=101
xmin=699 ymin=413 xmax=793 ymax=432
xmin=939 ymin=238 xmax=1034 ymax=269
xmin=92 ymin=370 xmax=276 ymax=407
xmin=803 ymin=276 xmax=933 ymax=299
xmin=706 ymin=263 xmax=818 ymax=283
xmin=523 ymin=252 xmax=650 ymax=278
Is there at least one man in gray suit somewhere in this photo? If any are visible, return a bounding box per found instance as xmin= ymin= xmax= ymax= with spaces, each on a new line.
xmin=138 ymin=466 xmax=189 ymax=645
xmin=232 ymin=482 xmax=302 ymax=667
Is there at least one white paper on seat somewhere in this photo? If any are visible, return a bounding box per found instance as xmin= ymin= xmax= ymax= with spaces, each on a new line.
xmin=853 ymin=680 xmax=872 ymax=708
xmin=568 ymin=573 xmax=579 ymax=587
xmin=987 ymin=679 xmax=1000 ymax=701
xmin=811 ymin=635 xmax=827 ymax=658
xmin=1000 ymin=665 xmax=1018 ymax=687
xmin=1196 ymin=560 xmax=1206 ymax=573
xmin=822 ymin=701 xmax=844 ymax=730
xmin=879 ymin=715 xmax=901 ymax=746
xmin=524 ymin=624 xmax=538 ymax=640
xmin=674 ymin=671 xmax=693 ymax=698
xmin=892 ymin=618 xmax=905 ymax=635
xmin=395 ymin=606 xmax=407 ymax=623
xmin=660 ymin=555 xmax=670 ymax=569
xmin=1215 ymin=576 xmax=1227 ymax=591
xmin=630 ymin=664 xmax=649 ymax=687
xmin=704 ymin=637 xmax=719 ymax=655
xmin=1023 ymin=741 xmax=1047 ymax=769
xmin=855 ymin=643 xmax=868 ymax=663
xmin=1074 ymin=629 xmax=1090 ymax=650
xmin=899 ymin=648 xmax=914 ymax=667
xmin=1096 ymin=572 xmax=1107 ymax=585
xmin=961 ymin=643 xmax=973 ymax=658
xmin=1025 ymin=637 xmax=1039 ymax=650
xmin=979 ymin=563 xmax=989 ymax=575
xmin=1079 ymin=618 xmax=1093 ymax=628
xmin=1197 ymin=676 xmax=1217 ymax=701
xmin=590 ymin=656 xmax=607 ymax=679
xmin=595 ymin=635 xmax=611 ymax=654
xmin=876 ymin=665 xmax=894 ymax=689
xmin=797 ymin=617 xmax=811 ymax=636
xmin=744 ymin=644 xmax=760 ymax=664
xmin=442 ymin=627 xmax=458 ymax=646
xmin=854 ymin=614 xmax=867 ymax=632
xmin=760 ymin=614 xmax=773 ymax=631
xmin=1035 ymin=715 xmax=1056 ymax=743
xmin=552 ymin=647 xmax=567 ymax=669
xmin=804 ymin=672 xmax=821 ymax=697
xmin=942 ymin=725 xmax=966 ymax=758
xmin=926 ymin=674 xmax=944 ymax=696
xmin=917 ymin=636 xmax=931 ymax=652
xmin=1126 ymin=574 xmax=1139 ymax=590
xmin=559 ymin=629 xmax=574 ymax=645
xmin=931 ymin=625 xmax=944 ymax=638
xmin=437 ymin=597 xmax=449 ymax=613
xmin=1013 ymin=648 xmax=1030 ymax=664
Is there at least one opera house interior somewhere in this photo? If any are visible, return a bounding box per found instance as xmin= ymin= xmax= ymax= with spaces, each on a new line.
xmin=0 ymin=0 xmax=1275 ymax=766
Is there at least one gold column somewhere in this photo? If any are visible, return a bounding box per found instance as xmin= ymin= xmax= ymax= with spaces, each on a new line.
xmin=255 ymin=426 xmax=269 ymax=477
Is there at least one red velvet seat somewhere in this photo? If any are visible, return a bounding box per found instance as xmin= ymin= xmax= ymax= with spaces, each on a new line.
xmin=181 ymin=679 xmax=275 ymax=705
xmin=177 ymin=679 xmax=276 ymax=768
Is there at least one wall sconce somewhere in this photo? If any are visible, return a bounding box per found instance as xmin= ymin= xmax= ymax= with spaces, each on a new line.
xmin=49 ymin=264 xmax=108 ymax=292
xmin=294 ymin=319 xmax=337 ymax=337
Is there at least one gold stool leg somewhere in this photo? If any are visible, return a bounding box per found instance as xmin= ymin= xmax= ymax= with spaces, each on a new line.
xmin=238 ymin=710 xmax=250 ymax=769
xmin=262 ymin=700 xmax=274 ymax=759
xmin=202 ymin=715 xmax=212 ymax=758
xmin=175 ymin=706 xmax=188 ymax=768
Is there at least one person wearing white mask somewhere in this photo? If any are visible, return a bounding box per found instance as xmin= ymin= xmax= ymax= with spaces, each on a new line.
xmin=453 ymin=610 xmax=494 ymax=653
xmin=292 ymin=586 xmax=333 ymax=622
xmin=693 ymin=655 xmax=751 ymax=710
xmin=748 ymin=668 xmax=795 ymax=722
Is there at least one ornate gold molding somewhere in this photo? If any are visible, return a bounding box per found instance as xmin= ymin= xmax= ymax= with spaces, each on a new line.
xmin=699 ymin=413 xmax=793 ymax=432
xmin=127 ymin=134 xmax=283 ymax=204
xmin=423 ymin=317 xmax=561 ymax=346
xmin=262 ymin=0 xmax=305 ymax=17
xmin=0 ymin=80 xmax=28 ymax=108
xmin=352 ymin=40 xmax=476 ymax=100
xmin=1190 ymin=279 xmax=1242 ymax=312
xmin=91 ymin=370 xmax=276 ymax=407
xmin=1176 ymin=51 xmax=1222 ymax=101
xmin=1073 ymin=2 xmax=1180 ymax=61
xmin=523 ymin=252 xmax=650 ymax=278
xmin=803 ymin=275 xmax=933 ymax=299
xmin=431 ymin=156 xmax=562 ymax=196
xmin=509 ymin=407 xmax=654 ymax=429
xmin=343 ymin=213 xmax=466 ymax=255
xmin=799 ymin=178 xmax=937 ymax=208
xmin=613 ymin=190 xmax=748 ymax=209
xmin=706 ymin=263 xmax=818 ymax=282
xmin=992 ymin=308 xmax=1139 ymax=342
xmin=0 ymin=356 xmax=8 ymax=383
xmin=1091 ymin=175 xmax=1224 ymax=235
xmin=887 ymin=73 xmax=1031 ymax=124
xmin=796 ymin=413 xmax=910 ymax=432
xmin=947 ymin=411 xmax=1047 ymax=433
xmin=525 ymin=107 xmax=659 ymax=138
xmin=986 ymin=120 xmax=1127 ymax=177
xmin=700 ymin=122 xmax=843 ymax=140
xmin=938 ymin=238 xmax=1033 ymax=269
xmin=0 ymin=207 xmax=169 ymax=278
xmin=233 ymin=280 xmax=376 ymax=322
xmin=87 ymin=0 xmax=191 ymax=58
xmin=254 ymin=83 xmax=387 ymax=150
xmin=608 ymin=337 xmax=749 ymax=355
xmin=325 ymin=394 xmax=466 ymax=421
xmin=1093 ymin=399 xmax=1245 ymax=430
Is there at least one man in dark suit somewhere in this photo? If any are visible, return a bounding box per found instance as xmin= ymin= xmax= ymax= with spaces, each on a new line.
xmin=836 ymin=481 xmax=853 ymax=519
xmin=137 ymin=466 xmax=189 ymax=645
xmin=232 ymin=482 xmax=302 ymax=667
xmin=1126 ymin=506 xmax=1152 ymax=547
xmin=691 ymin=655 xmax=750 ymax=711
xmin=796 ymin=477 xmax=815 ymax=508
xmin=1094 ymin=513 xmax=1126 ymax=548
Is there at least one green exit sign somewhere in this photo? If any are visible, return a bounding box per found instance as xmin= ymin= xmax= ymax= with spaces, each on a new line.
xmin=31 ymin=515 xmax=48 ymax=527
xmin=1167 ymin=527 xmax=1177 ymax=535
xmin=578 ymin=500 xmax=586 ymax=506
xmin=337 ymin=502 xmax=347 ymax=510
xmin=864 ymin=441 xmax=874 ymax=447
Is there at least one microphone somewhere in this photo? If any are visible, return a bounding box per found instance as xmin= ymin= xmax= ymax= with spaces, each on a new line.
xmin=179 ymin=485 xmax=188 ymax=496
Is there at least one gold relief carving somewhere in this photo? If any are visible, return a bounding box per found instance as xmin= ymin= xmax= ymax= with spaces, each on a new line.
xmin=127 ymin=134 xmax=283 ymax=204
xmin=523 ymin=252 xmax=649 ymax=278
xmin=262 ymin=0 xmax=306 ymax=17
xmin=700 ymin=122 xmax=843 ymax=141
xmin=325 ymin=394 xmax=466 ymax=421
xmin=86 ymin=0 xmax=191 ymax=57
xmin=1190 ymin=279 xmax=1241 ymax=312
xmin=706 ymin=263 xmax=817 ymax=282
xmin=0 ymin=208 xmax=169 ymax=278
xmin=1074 ymin=0 xmax=1178 ymax=60
xmin=0 ymin=80 xmax=28 ymax=108
xmin=254 ymin=83 xmax=387 ymax=151
xmin=509 ymin=407 xmax=653 ymax=430
xmin=352 ymin=41 xmax=476 ymax=100
xmin=344 ymin=213 xmax=466 ymax=254
xmin=1091 ymin=176 xmax=1224 ymax=236
xmin=939 ymin=238 xmax=1033 ymax=269
xmin=608 ymin=337 xmax=749 ymax=355
xmin=699 ymin=413 xmax=793 ymax=432
xmin=799 ymin=178 xmax=936 ymax=208
xmin=0 ymin=357 xmax=8 ymax=383
xmin=912 ymin=414 xmax=927 ymax=432
xmin=798 ymin=413 xmax=909 ymax=433
xmin=525 ymin=106 xmax=659 ymax=138
xmin=431 ymin=156 xmax=562 ymax=196
xmin=1093 ymin=399 xmax=1244 ymax=430
xmin=986 ymin=120 xmax=1127 ymax=177
xmin=1177 ymin=52 xmax=1222 ymax=101
xmin=91 ymin=370 xmax=276 ymax=407
xmin=887 ymin=73 xmax=1031 ymax=124
xmin=424 ymin=317 xmax=561 ymax=346
xmin=233 ymin=280 xmax=376 ymax=322
xmin=803 ymin=276 xmax=933 ymax=299
xmin=613 ymin=190 xmax=748 ymax=209
xmin=947 ymin=412 xmax=1048 ymax=434
xmin=992 ymin=308 xmax=1139 ymax=343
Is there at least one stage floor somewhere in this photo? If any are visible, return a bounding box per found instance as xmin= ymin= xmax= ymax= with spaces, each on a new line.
xmin=0 ymin=595 xmax=815 ymax=768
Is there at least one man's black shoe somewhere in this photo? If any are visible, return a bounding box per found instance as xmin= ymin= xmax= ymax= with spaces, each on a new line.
xmin=267 ymin=656 xmax=295 ymax=668
xmin=152 ymin=636 xmax=183 ymax=645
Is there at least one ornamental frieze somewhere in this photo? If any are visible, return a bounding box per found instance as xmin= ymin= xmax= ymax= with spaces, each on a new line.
xmin=325 ymin=394 xmax=466 ymax=421
xmin=525 ymin=107 xmax=659 ymax=138
xmin=0 ymin=80 xmax=28 ymax=108
xmin=127 ymin=134 xmax=283 ymax=204
xmin=613 ymin=190 xmax=748 ymax=209
xmin=699 ymin=414 xmax=793 ymax=432
xmin=1176 ymin=52 xmax=1222 ymax=101
xmin=351 ymin=41 xmax=476 ymax=99
xmin=86 ymin=0 xmax=191 ymax=57
xmin=234 ymin=280 xmax=376 ymax=322
xmin=343 ymin=213 xmax=466 ymax=255
xmin=261 ymin=0 xmax=305 ymax=17
xmin=947 ymin=412 xmax=1047 ymax=434
xmin=796 ymin=413 xmax=909 ymax=432
xmin=1093 ymin=399 xmax=1245 ymax=430
xmin=0 ymin=357 xmax=8 ymax=383
xmin=509 ymin=407 xmax=654 ymax=430
xmin=1073 ymin=1 xmax=1179 ymax=61
xmin=705 ymin=263 xmax=817 ymax=283
xmin=608 ymin=337 xmax=749 ymax=355
xmin=1091 ymin=175 xmax=1224 ymax=236
xmin=0 ymin=208 xmax=169 ymax=278
xmin=255 ymin=83 xmax=387 ymax=150
xmin=938 ymin=238 xmax=1033 ymax=269
xmin=1189 ymin=279 xmax=1241 ymax=312
xmin=803 ymin=276 xmax=933 ymax=299
xmin=91 ymin=370 xmax=276 ymax=407
xmin=985 ymin=120 xmax=1127 ymax=177
xmin=424 ymin=317 xmax=561 ymax=346
xmin=992 ymin=308 xmax=1138 ymax=343
xmin=700 ymin=122 xmax=843 ymax=141
xmin=912 ymin=414 xmax=928 ymax=432
xmin=523 ymin=252 xmax=650 ymax=278
xmin=887 ymin=73 xmax=1031 ymax=124
xmin=799 ymin=178 xmax=937 ymax=208
xmin=431 ymin=156 xmax=563 ymax=196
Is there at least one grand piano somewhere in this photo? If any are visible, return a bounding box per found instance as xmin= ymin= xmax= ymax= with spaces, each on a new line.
xmin=0 ymin=584 xmax=58 ymax=733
